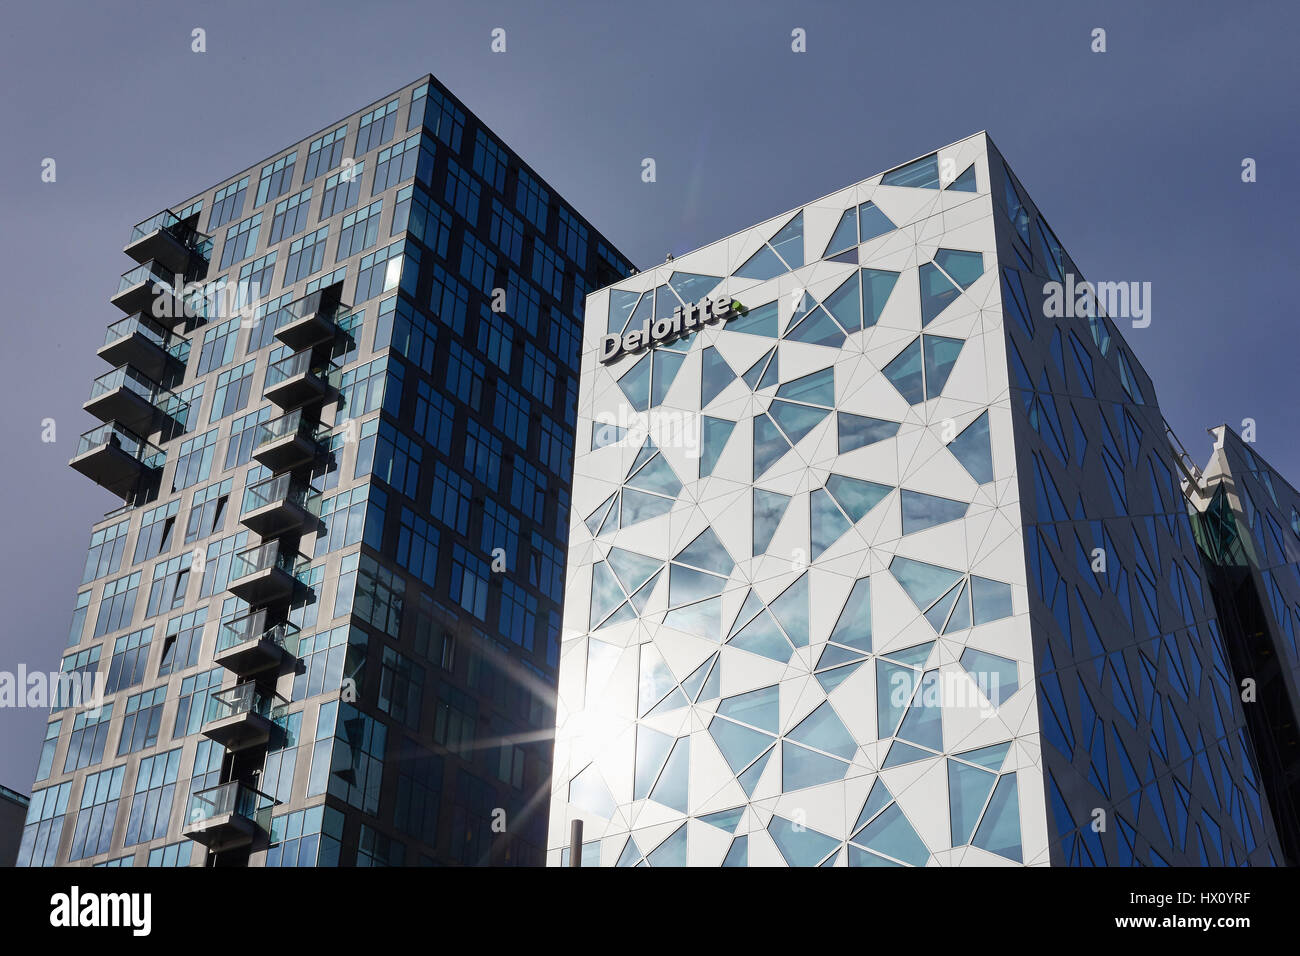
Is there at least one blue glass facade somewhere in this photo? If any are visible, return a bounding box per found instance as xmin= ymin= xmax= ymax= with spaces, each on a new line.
xmin=989 ymin=143 xmax=1281 ymax=865
xmin=26 ymin=74 xmax=634 ymax=867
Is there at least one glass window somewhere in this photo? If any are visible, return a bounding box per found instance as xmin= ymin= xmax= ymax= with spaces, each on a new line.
xmin=147 ymin=841 xmax=193 ymax=867
xmin=337 ymin=199 xmax=383 ymax=261
xmin=460 ymin=233 xmax=496 ymax=296
xmin=284 ymin=226 xmax=329 ymax=284
xmin=185 ymin=478 xmax=231 ymax=543
xmin=373 ymin=133 xmax=427 ymax=194
xmin=478 ymin=307 xmax=513 ymax=373
xmin=320 ymin=161 xmax=364 ymax=218
xmin=68 ymin=765 xmax=125 ymax=861
xmin=219 ymin=212 xmax=262 ymax=269
xmin=303 ymin=125 xmax=347 ymax=180
xmin=355 ymin=240 xmax=412 ymax=302
xmin=134 ymin=499 xmax=180 ymax=563
xmin=64 ymin=703 xmax=113 ymax=772
xmin=431 ymin=461 xmax=472 ymax=535
xmin=124 ymin=747 xmax=181 ymax=846
xmin=463 ymin=420 xmax=502 ymax=490
xmin=56 ymin=646 xmax=101 ymax=710
xmin=208 ymin=359 xmax=256 ymax=424
xmin=236 ymin=252 xmax=276 ymax=311
xmin=158 ymin=607 xmax=206 ymax=675
xmin=199 ymin=530 xmax=247 ymax=597
xmin=256 ymin=151 xmax=297 ymax=206
xmin=17 ymin=782 xmax=71 ymax=867
xmin=196 ymin=318 xmax=239 ymax=375
xmin=493 ymin=379 xmax=529 ymax=446
xmin=378 ymin=646 xmax=424 ymax=731
xmin=356 ymin=419 xmax=422 ymax=499
xmin=317 ymin=485 xmax=374 ymax=556
xmin=117 ymin=686 xmax=167 ymax=755
xmin=269 ymin=186 xmax=313 ymax=242
xmin=515 ymin=169 xmax=549 ymax=232
xmin=68 ymin=590 xmax=92 ymax=647
xmin=489 ymin=199 xmax=525 ymax=264
xmin=105 ymin=626 xmax=152 ymax=693
xmin=511 ymin=460 xmax=547 ymax=525
xmin=428 ymin=262 xmax=469 ymax=334
xmin=881 ymin=152 xmax=940 ymax=189
xmin=480 ymin=499 xmax=520 ymax=570
xmin=224 ymin=406 xmax=273 ymax=470
xmin=172 ymin=429 xmax=219 ymax=491
xmin=556 ymin=207 xmax=588 ymax=264
xmin=472 ymin=127 xmax=508 ymax=191
xmin=393 ymin=184 xmax=452 ymax=255
xmin=531 ymin=238 xmax=564 ymax=300
xmin=449 ymin=545 xmax=489 ymax=619
xmin=35 ymin=719 xmax=62 ymax=782
xmin=409 ymin=81 xmax=465 ymax=150
xmin=173 ymin=667 xmax=222 ymax=738
xmin=208 ymin=176 xmax=248 ymax=230
xmin=82 ymin=520 xmax=129 ymax=583
xmin=414 ymin=379 xmax=455 ymax=453
xmin=356 ymin=98 xmax=399 ymax=153
xmin=94 ymin=572 xmax=140 ymax=638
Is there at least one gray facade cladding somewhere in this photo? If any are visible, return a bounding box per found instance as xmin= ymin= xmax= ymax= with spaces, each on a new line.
xmin=19 ymin=73 xmax=635 ymax=867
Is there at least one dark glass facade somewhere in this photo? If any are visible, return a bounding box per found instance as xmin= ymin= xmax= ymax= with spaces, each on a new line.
xmin=21 ymin=74 xmax=634 ymax=867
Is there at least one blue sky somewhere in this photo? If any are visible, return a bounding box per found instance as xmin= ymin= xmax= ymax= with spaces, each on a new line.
xmin=0 ymin=0 xmax=1296 ymax=788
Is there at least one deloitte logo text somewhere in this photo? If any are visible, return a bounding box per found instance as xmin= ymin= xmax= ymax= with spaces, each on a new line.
xmin=598 ymin=295 xmax=743 ymax=364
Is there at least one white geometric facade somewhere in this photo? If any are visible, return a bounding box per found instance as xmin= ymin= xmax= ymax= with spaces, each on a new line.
xmin=545 ymin=133 xmax=1281 ymax=866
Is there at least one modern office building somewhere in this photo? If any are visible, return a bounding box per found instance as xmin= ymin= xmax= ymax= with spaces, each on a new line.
xmin=1186 ymin=426 xmax=1300 ymax=858
xmin=0 ymin=785 xmax=29 ymax=866
xmin=547 ymin=132 xmax=1290 ymax=866
xmin=19 ymin=74 xmax=634 ymax=866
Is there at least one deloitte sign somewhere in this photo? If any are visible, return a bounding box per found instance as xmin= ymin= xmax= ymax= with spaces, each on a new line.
xmin=598 ymin=295 xmax=743 ymax=364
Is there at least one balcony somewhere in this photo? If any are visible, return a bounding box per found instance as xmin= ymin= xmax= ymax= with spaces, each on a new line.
xmin=183 ymin=781 xmax=274 ymax=851
xmin=227 ymin=540 xmax=308 ymax=605
xmin=97 ymin=313 xmax=189 ymax=382
xmin=213 ymin=610 xmax=300 ymax=676
xmin=262 ymin=350 xmax=333 ymax=410
xmin=111 ymin=261 xmax=183 ymax=320
xmin=251 ymin=410 xmax=328 ymax=473
xmin=69 ymin=422 xmax=164 ymax=498
xmin=239 ymin=473 xmax=318 ymax=537
xmin=123 ymin=210 xmax=210 ymax=274
xmin=200 ymin=681 xmax=287 ymax=752
xmin=84 ymin=365 xmax=186 ymax=437
xmin=273 ymin=286 xmax=344 ymax=351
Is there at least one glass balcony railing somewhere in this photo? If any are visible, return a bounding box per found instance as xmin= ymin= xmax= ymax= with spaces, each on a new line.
xmin=127 ymin=211 xmax=212 ymax=266
xmin=117 ymin=262 xmax=176 ymax=295
xmin=129 ymin=210 xmax=185 ymax=244
xmin=263 ymin=350 xmax=333 ymax=389
xmin=186 ymin=781 xmax=274 ymax=831
xmin=74 ymin=422 xmax=165 ymax=467
xmin=253 ymin=409 xmax=328 ymax=450
xmin=215 ymin=611 xmax=301 ymax=657
xmin=87 ymin=365 xmax=183 ymax=412
xmin=241 ymin=472 xmax=319 ymax=517
xmin=203 ymin=681 xmax=288 ymax=726
xmin=272 ymin=288 xmax=341 ymax=329
xmin=230 ymin=540 xmax=308 ymax=583
xmin=103 ymin=313 xmax=190 ymax=363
